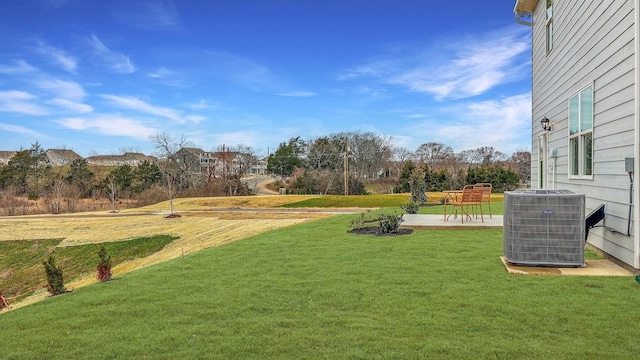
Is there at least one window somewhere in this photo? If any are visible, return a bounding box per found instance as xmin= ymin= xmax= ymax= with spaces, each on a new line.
xmin=546 ymin=0 xmax=553 ymax=54
xmin=568 ymin=84 xmax=593 ymax=178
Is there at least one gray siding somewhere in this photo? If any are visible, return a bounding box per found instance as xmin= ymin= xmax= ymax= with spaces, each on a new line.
xmin=530 ymin=0 xmax=637 ymax=267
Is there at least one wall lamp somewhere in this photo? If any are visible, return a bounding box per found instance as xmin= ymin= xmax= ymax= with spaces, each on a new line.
xmin=540 ymin=117 xmax=552 ymax=132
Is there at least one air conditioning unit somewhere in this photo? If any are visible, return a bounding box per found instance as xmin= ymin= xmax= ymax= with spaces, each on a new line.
xmin=503 ymin=190 xmax=585 ymax=267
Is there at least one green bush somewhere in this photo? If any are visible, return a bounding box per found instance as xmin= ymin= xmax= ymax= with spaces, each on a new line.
xmin=378 ymin=212 xmax=404 ymax=234
xmin=43 ymin=255 xmax=67 ymax=296
xmin=401 ymin=202 xmax=420 ymax=214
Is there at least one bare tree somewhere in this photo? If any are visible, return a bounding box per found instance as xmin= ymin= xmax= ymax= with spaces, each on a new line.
xmin=48 ymin=176 xmax=67 ymax=214
xmin=414 ymin=142 xmax=455 ymax=171
xmin=347 ymin=132 xmax=392 ymax=180
xmin=149 ymin=133 xmax=195 ymax=215
xmin=215 ymin=144 xmax=257 ymax=196
xmin=507 ymin=150 xmax=532 ymax=184
xmin=105 ymin=175 xmax=119 ymax=213
xmin=459 ymin=146 xmax=507 ymax=166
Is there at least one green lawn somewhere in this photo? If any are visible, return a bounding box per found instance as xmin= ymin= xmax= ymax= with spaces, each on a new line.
xmin=280 ymin=194 xmax=412 ymax=208
xmin=1 ymin=214 xmax=639 ymax=359
xmin=0 ymin=236 xmax=176 ymax=305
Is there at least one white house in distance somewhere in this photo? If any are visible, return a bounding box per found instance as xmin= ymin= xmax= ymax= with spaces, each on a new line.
xmin=513 ymin=0 xmax=640 ymax=269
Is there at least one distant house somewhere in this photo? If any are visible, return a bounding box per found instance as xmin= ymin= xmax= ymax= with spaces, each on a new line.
xmin=173 ymin=147 xmax=211 ymax=173
xmin=514 ymin=0 xmax=640 ymax=269
xmin=171 ymin=147 xmax=261 ymax=177
xmin=86 ymin=152 xmax=156 ymax=167
xmin=0 ymin=151 xmax=16 ymax=166
xmin=45 ymin=149 xmax=83 ymax=166
xmin=250 ymin=157 xmax=268 ymax=175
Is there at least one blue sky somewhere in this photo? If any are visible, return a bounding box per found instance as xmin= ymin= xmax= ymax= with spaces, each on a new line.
xmin=0 ymin=0 xmax=532 ymax=158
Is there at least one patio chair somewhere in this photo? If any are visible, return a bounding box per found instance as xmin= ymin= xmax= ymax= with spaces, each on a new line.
xmin=444 ymin=185 xmax=484 ymax=224
xmin=475 ymin=183 xmax=493 ymax=218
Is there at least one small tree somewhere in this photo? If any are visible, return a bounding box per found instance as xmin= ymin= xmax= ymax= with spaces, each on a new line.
xmin=96 ymin=244 xmax=113 ymax=282
xmin=43 ymin=255 xmax=67 ymax=296
xmin=408 ymin=167 xmax=428 ymax=205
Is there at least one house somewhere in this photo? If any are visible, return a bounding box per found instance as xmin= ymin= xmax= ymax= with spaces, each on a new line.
xmin=45 ymin=149 xmax=83 ymax=166
xmin=250 ymin=157 xmax=268 ymax=175
xmin=173 ymin=147 xmax=212 ymax=173
xmin=514 ymin=0 xmax=640 ymax=269
xmin=86 ymin=152 xmax=156 ymax=167
xmin=0 ymin=151 xmax=16 ymax=166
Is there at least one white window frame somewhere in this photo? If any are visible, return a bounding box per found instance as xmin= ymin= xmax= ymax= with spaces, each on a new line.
xmin=568 ymin=84 xmax=594 ymax=180
xmin=546 ymin=0 xmax=553 ymax=54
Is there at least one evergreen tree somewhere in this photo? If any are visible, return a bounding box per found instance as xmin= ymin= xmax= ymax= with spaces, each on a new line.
xmin=43 ymin=255 xmax=67 ymax=295
xmin=408 ymin=167 xmax=428 ymax=205
xmin=66 ymin=159 xmax=94 ymax=197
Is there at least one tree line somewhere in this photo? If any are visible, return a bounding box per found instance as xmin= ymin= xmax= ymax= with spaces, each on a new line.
xmin=267 ymin=131 xmax=530 ymax=195
xmin=0 ymin=133 xmax=530 ymax=215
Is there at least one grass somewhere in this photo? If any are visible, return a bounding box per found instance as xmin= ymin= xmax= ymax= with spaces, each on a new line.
xmin=280 ymin=192 xmax=481 ymax=208
xmin=280 ymin=194 xmax=412 ymax=208
xmin=0 ymin=235 xmax=176 ymax=304
xmin=1 ymin=214 xmax=639 ymax=359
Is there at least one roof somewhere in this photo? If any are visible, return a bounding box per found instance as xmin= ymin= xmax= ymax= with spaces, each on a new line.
xmin=513 ymin=0 xmax=538 ymax=14
xmin=45 ymin=149 xmax=83 ymax=164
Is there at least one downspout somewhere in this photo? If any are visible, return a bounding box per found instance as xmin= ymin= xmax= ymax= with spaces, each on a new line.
xmin=634 ymin=0 xmax=640 ymax=269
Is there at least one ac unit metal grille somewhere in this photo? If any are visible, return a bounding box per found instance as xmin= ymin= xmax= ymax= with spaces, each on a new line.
xmin=503 ymin=190 xmax=585 ymax=267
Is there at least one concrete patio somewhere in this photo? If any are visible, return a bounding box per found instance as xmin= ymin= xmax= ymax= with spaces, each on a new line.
xmin=400 ymin=213 xmax=636 ymax=277
xmin=401 ymin=213 xmax=503 ymax=230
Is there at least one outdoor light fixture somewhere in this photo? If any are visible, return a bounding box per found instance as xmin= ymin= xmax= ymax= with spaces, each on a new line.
xmin=540 ymin=117 xmax=552 ymax=132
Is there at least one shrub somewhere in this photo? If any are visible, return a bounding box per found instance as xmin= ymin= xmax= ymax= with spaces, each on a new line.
xmin=408 ymin=168 xmax=427 ymax=204
xmin=349 ymin=211 xmax=377 ymax=229
xmin=96 ymin=245 xmax=112 ymax=282
xmin=401 ymin=202 xmax=420 ymax=214
xmin=43 ymin=255 xmax=67 ymax=296
xmin=378 ymin=212 xmax=404 ymax=234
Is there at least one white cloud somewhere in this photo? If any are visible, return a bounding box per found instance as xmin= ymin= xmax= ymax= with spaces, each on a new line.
xmin=0 ymin=122 xmax=46 ymax=137
xmin=339 ymin=27 xmax=531 ymax=100
xmin=57 ymin=115 xmax=157 ymax=140
xmin=0 ymin=90 xmax=49 ymax=115
xmin=205 ymin=51 xmax=278 ymax=91
xmin=432 ymin=93 xmax=532 ymax=153
xmin=184 ymin=115 xmax=207 ymax=124
xmin=111 ymin=0 xmax=181 ymax=31
xmin=0 ymin=60 xmax=37 ymax=75
xmin=99 ymin=94 xmax=205 ymax=124
xmin=185 ymin=99 xmax=209 ymax=110
xmin=100 ymin=94 xmax=181 ymax=121
xmin=35 ymin=41 xmax=78 ymax=73
xmin=147 ymin=67 xmax=175 ymax=78
xmin=88 ymin=34 xmax=136 ymax=74
xmin=50 ymin=98 xmax=93 ymax=113
xmin=391 ymin=39 xmax=530 ymax=100
xmin=277 ymin=91 xmax=318 ymax=98
xmin=34 ymin=78 xmax=86 ymax=101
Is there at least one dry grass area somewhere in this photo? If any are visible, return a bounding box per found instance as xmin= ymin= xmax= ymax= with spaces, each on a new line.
xmin=129 ymin=195 xmax=320 ymax=212
xmin=1 ymin=195 xmax=336 ymax=309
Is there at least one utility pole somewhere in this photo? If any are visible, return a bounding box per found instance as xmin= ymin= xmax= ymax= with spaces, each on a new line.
xmin=344 ymin=137 xmax=349 ymax=196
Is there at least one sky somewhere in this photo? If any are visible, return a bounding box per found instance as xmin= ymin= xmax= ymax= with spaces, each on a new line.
xmin=0 ymin=0 xmax=532 ymax=158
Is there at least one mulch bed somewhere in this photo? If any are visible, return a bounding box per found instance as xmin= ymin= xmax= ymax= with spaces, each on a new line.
xmin=349 ymin=226 xmax=413 ymax=236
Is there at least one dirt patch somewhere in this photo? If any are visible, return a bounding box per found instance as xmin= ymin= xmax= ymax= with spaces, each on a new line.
xmin=349 ymin=227 xmax=414 ymax=236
